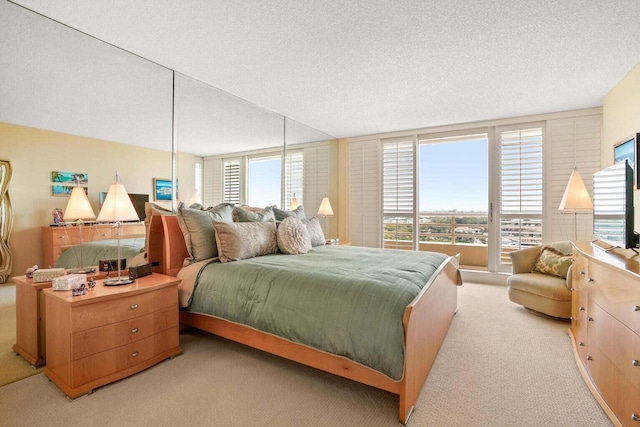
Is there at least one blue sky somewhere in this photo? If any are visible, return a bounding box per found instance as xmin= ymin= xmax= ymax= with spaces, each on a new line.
xmin=248 ymin=158 xmax=281 ymax=207
xmin=419 ymin=139 xmax=488 ymax=212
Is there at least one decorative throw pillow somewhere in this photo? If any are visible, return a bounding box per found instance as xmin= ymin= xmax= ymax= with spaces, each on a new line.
xmin=176 ymin=202 xmax=234 ymax=265
xmin=233 ymin=205 xmax=276 ymax=222
xmin=277 ymin=217 xmax=312 ymax=255
xmin=273 ymin=205 xmax=306 ymax=221
xmin=303 ymin=217 xmax=326 ymax=247
xmin=531 ymin=246 xmax=573 ymax=279
xmin=212 ymin=220 xmax=278 ymax=262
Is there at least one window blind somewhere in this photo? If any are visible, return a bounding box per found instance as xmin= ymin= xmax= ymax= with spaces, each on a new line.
xmin=284 ymin=150 xmax=304 ymax=209
xmin=223 ymin=159 xmax=241 ymax=205
xmin=382 ymin=139 xmax=414 ymax=249
xmin=349 ymin=140 xmax=381 ymax=247
xmin=203 ymin=157 xmax=222 ymax=207
xmin=302 ymin=145 xmax=330 ymax=231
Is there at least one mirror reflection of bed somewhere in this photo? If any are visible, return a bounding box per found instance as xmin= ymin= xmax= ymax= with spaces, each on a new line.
xmin=146 ymin=204 xmax=462 ymax=425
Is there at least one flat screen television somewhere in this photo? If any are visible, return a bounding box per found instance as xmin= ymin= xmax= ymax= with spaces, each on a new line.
xmin=592 ymin=160 xmax=637 ymax=250
xmin=99 ymin=192 xmax=149 ymax=222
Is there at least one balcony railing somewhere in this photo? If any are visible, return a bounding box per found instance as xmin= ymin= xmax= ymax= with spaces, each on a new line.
xmin=383 ymin=212 xmax=489 ymax=246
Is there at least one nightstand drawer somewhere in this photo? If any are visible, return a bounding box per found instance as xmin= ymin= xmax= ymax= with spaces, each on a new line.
xmin=71 ymin=286 xmax=177 ymax=332
xmin=71 ymin=307 xmax=178 ymax=359
xmin=71 ymin=327 xmax=178 ymax=387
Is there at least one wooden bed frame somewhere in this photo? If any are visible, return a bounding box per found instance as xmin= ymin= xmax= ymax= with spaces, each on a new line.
xmin=147 ymin=214 xmax=461 ymax=425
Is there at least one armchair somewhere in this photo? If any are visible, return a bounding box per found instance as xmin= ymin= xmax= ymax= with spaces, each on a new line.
xmin=507 ymin=241 xmax=573 ymax=319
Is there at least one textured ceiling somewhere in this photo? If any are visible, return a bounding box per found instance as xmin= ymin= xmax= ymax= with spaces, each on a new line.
xmin=11 ymin=0 xmax=640 ymax=140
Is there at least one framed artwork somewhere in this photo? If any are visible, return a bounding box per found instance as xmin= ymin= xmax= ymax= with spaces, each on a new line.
xmin=52 ymin=185 xmax=87 ymax=197
xmin=153 ymin=178 xmax=176 ymax=201
xmin=614 ymin=133 xmax=640 ymax=186
xmin=51 ymin=171 xmax=88 ymax=184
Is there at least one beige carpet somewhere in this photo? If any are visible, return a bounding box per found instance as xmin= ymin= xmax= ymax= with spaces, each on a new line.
xmin=0 ymin=281 xmax=43 ymax=386
xmin=0 ymin=282 xmax=612 ymax=426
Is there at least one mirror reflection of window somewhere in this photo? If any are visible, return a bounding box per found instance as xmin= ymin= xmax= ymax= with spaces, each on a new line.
xmin=248 ymin=155 xmax=281 ymax=207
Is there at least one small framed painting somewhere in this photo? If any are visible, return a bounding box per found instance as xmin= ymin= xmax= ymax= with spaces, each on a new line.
xmin=51 ymin=171 xmax=88 ymax=184
xmin=52 ymin=185 xmax=87 ymax=197
xmin=153 ymin=178 xmax=176 ymax=201
xmin=614 ymin=133 xmax=640 ymax=186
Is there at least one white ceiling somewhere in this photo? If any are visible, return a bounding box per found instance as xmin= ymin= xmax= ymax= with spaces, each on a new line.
xmin=11 ymin=0 xmax=640 ymax=140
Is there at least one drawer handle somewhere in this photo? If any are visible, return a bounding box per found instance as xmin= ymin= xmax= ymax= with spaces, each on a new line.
xmin=587 ymin=278 xmax=594 ymax=283
xmin=130 ymin=304 xmax=138 ymax=310
xmin=578 ymin=341 xmax=584 ymax=347
xmin=632 ymin=413 xmax=640 ymax=422
xmin=634 ymin=305 xmax=640 ymax=312
xmin=579 ymin=306 xmax=585 ymax=311
xmin=633 ymin=360 xmax=640 ymax=367
xmin=580 ymin=271 xmax=586 ymax=276
xmin=587 ymin=355 xmax=593 ymax=361
xmin=131 ymin=328 xmax=139 ymax=334
xmin=587 ymin=317 xmax=594 ymax=322
xmin=131 ymin=352 xmax=139 ymax=358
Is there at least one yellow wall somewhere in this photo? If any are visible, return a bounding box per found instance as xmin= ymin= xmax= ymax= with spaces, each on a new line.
xmin=602 ymin=62 xmax=640 ymax=164
xmin=0 ymin=122 xmax=198 ymax=277
xmin=602 ymin=63 xmax=640 ymax=231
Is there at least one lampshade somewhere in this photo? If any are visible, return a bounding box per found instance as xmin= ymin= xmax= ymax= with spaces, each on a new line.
xmin=317 ymin=197 xmax=334 ymax=216
xmin=558 ymin=168 xmax=593 ymax=211
xmin=289 ymin=193 xmax=299 ymax=210
xmin=96 ymin=172 xmax=139 ymax=222
xmin=64 ymin=187 xmax=95 ymax=221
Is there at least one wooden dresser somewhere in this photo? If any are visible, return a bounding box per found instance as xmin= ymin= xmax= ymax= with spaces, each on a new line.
xmin=41 ymin=222 xmax=145 ymax=268
xmin=571 ymin=243 xmax=640 ymax=426
xmin=43 ymin=273 xmax=181 ymax=399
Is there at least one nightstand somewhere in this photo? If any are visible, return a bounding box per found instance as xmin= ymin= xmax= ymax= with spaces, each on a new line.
xmin=12 ymin=276 xmax=50 ymax=366
xmin=43 ymin=273 xmax=182 ymax=399
xmin=12 ymin=270 xmax=108 ymax=366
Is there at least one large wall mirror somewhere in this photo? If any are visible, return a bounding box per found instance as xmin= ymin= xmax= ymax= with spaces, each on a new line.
xmin=0 ymin=0 xmax=336 ymax=276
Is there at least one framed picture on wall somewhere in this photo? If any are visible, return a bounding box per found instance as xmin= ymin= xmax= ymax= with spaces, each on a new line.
xmin=614 ymin=133 xmax=640 ymax=186
xmin=153 ymin=178 xmax=176 ymax=201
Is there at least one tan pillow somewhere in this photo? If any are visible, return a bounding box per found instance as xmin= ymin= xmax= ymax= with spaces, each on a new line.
xmin=233 ymin=205 xmax=276 ymax=222
xmin=532 ymin=246 xmax=573 ymax=279
xmin=143 ymin=202 xmax=173 ymax=251
xmin=277 ymin=217 xmax=312 ymax=255
xmin=273 ymin=205 xmax=306 ymax=221
xmin=212 ymin=220 xmax=278 ymax=263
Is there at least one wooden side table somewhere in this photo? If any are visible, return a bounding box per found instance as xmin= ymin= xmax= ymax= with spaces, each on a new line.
xmin=12 ymin=276 xmax=49 ymax=366
xmin=12 ymin=271 xmax=107 ymax=366
xmin=44 ymin=273 xmax=182 ymax=399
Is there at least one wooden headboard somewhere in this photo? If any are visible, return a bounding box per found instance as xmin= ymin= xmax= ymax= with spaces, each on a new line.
xmin=147 ymin=214 xmax=189 ymax=278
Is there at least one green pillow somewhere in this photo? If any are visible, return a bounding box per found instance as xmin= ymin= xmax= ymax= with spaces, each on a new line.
xmin=273 ymin=205 xmax=306 ymax=221
xmin=176 ymin=202 xmax=234 ymax=264
xmin=233 ymin=206 xmax=275 ymax=222
xmin=531 ymin=246 xmax=573 ymax=279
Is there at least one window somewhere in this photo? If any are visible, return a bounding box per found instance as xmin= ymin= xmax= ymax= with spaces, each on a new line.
xmin=497 ymin=125 xmax=544 ymax=268
xmin=223 ymin=159 xmax=240 ymax=205
xmin=247 ymin=155 xmax=281 ymax=207
xmin=382 ymin=139 xmax=414 ymax=249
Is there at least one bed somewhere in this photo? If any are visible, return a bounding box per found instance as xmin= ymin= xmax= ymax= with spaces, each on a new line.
xmin=55 ymin=238 xmax=147 ymax=270
xmin=147 ymin=213 xmax=461 ymax=425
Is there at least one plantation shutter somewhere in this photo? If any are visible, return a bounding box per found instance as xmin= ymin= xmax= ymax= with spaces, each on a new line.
xmin=303 ymin=144 xmax=330 ymax=232
xmin=203 ymin=157 xmax=222 ymax=207
xmin=349 ymin=139 xmax=381 ymax=247
xmin=382 ymin=139 xmax=415 ymax=250
xmin=547 ymin=115 xmax=601 ymax=242
xmin=223 ymin=159 xmax=241 ymax=205
xmin=284 ymin=150 xmax=304 ymax=209
xmin=496 ymin=124 xmax=544 ymax=269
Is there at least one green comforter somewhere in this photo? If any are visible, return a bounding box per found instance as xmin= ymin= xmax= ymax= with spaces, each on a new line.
xmin=55 ymin=238 xmax=145 ymax=269
xmin=187 ymin=245 xmax=448 ymax=380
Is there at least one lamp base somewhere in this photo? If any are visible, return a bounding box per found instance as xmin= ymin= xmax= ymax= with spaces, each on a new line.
xmin=67 ymin=267 xmax=96 ymax=275
xmin=103 ymin=276 xmax=134 ymax=286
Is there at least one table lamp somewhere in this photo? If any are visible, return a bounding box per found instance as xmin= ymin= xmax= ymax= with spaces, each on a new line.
xmin=96 ymin=171 xmax=140 ymax=285
xmin=289 ymin=193 xmax=299 ymax=210
xmin=64 ymin=177 xmax=96 ymax=274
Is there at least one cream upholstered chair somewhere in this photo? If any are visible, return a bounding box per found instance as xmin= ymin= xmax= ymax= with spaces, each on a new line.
xmin=507 ymin=241 xmax=573 ymax=319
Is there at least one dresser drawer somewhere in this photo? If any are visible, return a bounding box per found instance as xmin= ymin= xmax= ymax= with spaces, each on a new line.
xmin=588 ymin=262 xmax=640 ymax=336
xmin=71 ymin=327 xmax=179 ymax=387
xmin=71 ymin=306 xmax=178 ymax=359
xmin=71 ymin=286 xmax=177 ymax=332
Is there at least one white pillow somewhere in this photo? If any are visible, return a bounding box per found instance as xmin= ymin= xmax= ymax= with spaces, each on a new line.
xmin=277 ymin=217 xmax=312 ymax=255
